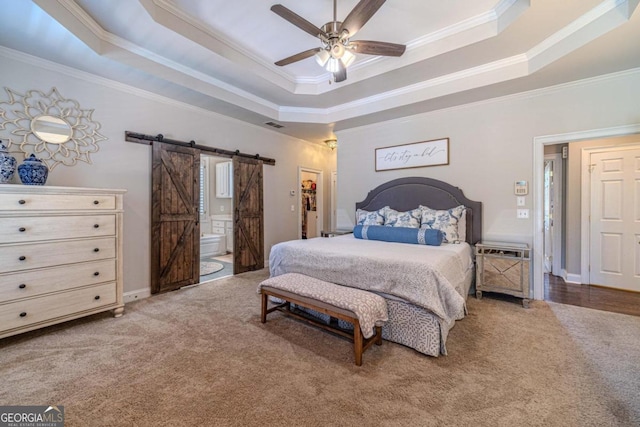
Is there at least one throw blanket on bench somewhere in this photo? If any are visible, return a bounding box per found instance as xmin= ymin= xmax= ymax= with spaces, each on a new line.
xmin=258 ymin=273 xmax=388 ymax=339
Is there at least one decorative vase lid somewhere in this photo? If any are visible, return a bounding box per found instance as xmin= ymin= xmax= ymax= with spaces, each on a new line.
xmin=23 ymin=153 xmax=44 ymax=163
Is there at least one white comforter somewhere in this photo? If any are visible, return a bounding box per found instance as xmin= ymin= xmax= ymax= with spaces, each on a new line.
xmin=269 ymin=235 xmax=473 ymax=325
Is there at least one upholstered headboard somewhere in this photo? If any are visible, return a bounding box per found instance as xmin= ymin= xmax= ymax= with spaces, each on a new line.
xmin=355 ymin=177 xmax=482 ymax=246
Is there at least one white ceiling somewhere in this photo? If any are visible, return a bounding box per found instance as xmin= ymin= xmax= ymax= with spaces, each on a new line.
xmin=1 ymin=0 xmax=639 ymax=144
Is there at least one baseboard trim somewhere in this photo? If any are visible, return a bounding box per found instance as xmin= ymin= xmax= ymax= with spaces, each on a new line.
xmin=565 ymin=272 xmax=582 ymax=284
xmin=124 ymin=288 xmax=151 ymax=304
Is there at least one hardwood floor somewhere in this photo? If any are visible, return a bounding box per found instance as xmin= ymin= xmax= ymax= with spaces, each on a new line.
xmin=545 ymin=274 xmax=640 ymax=317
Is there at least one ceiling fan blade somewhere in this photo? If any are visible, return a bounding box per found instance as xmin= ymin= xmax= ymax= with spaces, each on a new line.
xmin=339 ymin=0 xmax=386 ymax=38
xmin=350 ymin=40 xmax=406 ymax=57
xmin=271 ymin=4 xmax=327 ymax=39
xmin=275 ymin=48 xmax=322 ymax=66
xmin=333 ymin=62 xmax=347 ymax=83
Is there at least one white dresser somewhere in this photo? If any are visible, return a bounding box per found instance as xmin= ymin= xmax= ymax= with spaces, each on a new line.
xmin=0 ymin=185 xmax=126 ymax=339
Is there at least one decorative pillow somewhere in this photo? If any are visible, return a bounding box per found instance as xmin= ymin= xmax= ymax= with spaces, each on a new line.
xmin=419 ymin=205 xmax=466 ymax=243
xmin=384 ymin=207 xmax=422 ymax=228
xmin=353 ymin=225 xmax=443 ymax=246
xmin=355 ymin=206 xmax=388 ymax=226
xmin=457 ymin=209 xmax=467 ymax=242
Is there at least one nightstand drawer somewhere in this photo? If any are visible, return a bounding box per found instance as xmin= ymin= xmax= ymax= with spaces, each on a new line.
xmin=0 ymin=282 xmax=116 ymax=331
xmin=0 ymin=193 xmax=116 ymax=211
xmin=0 ymin=215 xmax=116 ymax=243
xmin=0 ymin=237 xmax=115 ymax=273
xmin=0 ymin=259 xmax=116 ymax=303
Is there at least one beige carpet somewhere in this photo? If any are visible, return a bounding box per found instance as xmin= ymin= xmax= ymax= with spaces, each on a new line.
xmin=1 ymin=269 xmax=638 ymax=427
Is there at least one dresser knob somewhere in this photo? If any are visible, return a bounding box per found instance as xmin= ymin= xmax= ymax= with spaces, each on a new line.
xmin=19 ymin=227 xmax=26 ymax=232
xmin=94 ymin=272 xmax=100 ymax=276
xmin=19 ymin=256 xmax=26 ymax=261
xmin=19 ymin=312 xmax=27 ymax=317
xmin=93 ymin=200 xmax=100 ymax=205
xmin=18 ymin=199 xmax=26 ymax=205
xmin=94 ymin=224 xmax=100 ymax=228
xmin=19 ymin=284 xmax=26 ymax=289
xmin=94 ymin=248 xmax=100 ymax=252
xmin=94 ymin=295 xmax=101 ymax=300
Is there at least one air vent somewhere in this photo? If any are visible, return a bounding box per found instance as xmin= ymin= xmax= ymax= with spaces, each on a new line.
xmin=264 ymin=121 xmax=284 ymax=129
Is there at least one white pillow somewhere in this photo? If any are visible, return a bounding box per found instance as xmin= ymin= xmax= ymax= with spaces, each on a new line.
xmin=356 ymin=206 xmax=388 ymax=226
xmin=419 ymin=205 xmax=466 ymax=243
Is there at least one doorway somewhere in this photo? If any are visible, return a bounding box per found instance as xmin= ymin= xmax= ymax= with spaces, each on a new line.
xmin=298 ymin=167 xmax=323 ymax=239
xmin=543 ymin=153 xmax=563 ymax=276
xmin=199 ymin=154 xmax=234 ymax=282
xmin=533 ymin=124 xmax=640 ymax=300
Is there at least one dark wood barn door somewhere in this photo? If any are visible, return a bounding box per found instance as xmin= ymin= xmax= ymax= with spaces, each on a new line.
xmin=233 ymin=156 xmax=264 ymax=274
xmin=151 ymin=142 xmax=200 ymax=294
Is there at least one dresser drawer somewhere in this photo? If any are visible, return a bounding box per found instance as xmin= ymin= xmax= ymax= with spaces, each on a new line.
xmin=0 ymin=193 xmax=116 ymax=211
xmin=0 ymin=215 xmax=116 ymax=243
xmin=0 ymin=259 xmax=116 ymax=303
xmin=211 ymin=227 xmax=226 ymax=234
xmin=0 ymin=282 xmax=117 ymax=331
xmin=211 ymin=220 xmax=226 ymax=228
xmin=0 ymin=237 xmax=115 ymax=273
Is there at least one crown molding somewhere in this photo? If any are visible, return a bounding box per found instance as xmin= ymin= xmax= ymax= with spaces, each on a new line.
xmin=0 ymin=46 xmax=312 ymax=145
xmin=335 ymin=67 xmax=640 ymax=137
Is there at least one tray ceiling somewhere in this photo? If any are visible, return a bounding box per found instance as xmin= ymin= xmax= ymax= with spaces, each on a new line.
xmin=1 ymin=0 xmax=639 ymax=143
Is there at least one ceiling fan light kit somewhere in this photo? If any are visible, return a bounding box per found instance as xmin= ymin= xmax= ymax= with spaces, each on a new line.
xmin=271 ymin=0 xmax=405 ymax=83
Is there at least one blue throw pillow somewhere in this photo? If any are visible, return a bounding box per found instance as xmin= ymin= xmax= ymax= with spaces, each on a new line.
xmin=353 ymin=225 xmax=443 ymax=246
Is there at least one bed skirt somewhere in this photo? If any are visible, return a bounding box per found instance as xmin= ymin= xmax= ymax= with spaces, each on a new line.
xmin=283 ymin=266 xmax=473 ymax=357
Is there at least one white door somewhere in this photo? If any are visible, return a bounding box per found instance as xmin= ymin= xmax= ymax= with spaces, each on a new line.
xmin=589 ymin=147 xmax=640 ymax=291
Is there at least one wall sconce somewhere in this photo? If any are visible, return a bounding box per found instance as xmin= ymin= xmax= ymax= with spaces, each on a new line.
xmin=324 ymin=138 xmax=337 ymax=151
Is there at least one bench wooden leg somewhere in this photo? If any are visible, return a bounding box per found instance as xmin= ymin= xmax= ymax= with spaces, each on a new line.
xmin=375 ymin=326 xmax=382 ymax=345
xmin=353 ymin=319 xmax=363 ymax=366
xmin=261 ymin=292 xmax=268 ymax=323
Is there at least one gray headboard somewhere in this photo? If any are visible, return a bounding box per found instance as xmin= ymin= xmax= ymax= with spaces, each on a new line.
xmin=355 ymin=177 xmax=482 ymax=246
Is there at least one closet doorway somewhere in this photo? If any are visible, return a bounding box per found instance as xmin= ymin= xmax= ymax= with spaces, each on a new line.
xmin=298 ymin=167 xmax=323 ymax=239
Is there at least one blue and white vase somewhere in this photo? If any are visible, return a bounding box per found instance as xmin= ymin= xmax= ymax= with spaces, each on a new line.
xmin=0 ymin=142 xmax=17 ymax=184
xmin=18 ymin=154 xmax=49 ymax=185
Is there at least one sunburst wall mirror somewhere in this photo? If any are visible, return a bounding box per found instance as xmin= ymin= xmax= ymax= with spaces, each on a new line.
xmin=0 ymin=87 xmax=106 ymax=170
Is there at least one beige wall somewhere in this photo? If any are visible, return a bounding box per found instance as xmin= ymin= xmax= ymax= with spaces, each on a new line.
xmin=0 ymin=53 xmax=336 ymax=297
xmin=336 ymin=69 xmax=640 ymax=256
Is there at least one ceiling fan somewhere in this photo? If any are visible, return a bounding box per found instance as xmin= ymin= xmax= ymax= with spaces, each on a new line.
xmin=271 ymin=0 xmax=406 ymax=83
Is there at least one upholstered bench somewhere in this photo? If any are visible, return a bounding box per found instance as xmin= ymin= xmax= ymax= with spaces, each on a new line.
xmin=258 ymin=273 xmax=388 ymax=366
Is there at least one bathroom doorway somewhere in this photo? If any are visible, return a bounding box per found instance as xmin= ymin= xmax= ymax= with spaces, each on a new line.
xmin=199 ymin=154 xmax=234 ymax=281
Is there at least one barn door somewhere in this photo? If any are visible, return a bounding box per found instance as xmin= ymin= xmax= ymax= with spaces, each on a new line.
xmin=151 ymin=142 xmax=200 ymax=293
xmin=233 ymin=156 xmax=264 ymax=274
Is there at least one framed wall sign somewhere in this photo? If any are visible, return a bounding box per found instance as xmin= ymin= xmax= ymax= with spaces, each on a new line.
xmin=375 ymin=138 xmax=449 ymax=171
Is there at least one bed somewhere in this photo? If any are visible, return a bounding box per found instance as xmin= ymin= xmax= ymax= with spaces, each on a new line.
xmin=269 ymin=177 xmax=482 ymax=356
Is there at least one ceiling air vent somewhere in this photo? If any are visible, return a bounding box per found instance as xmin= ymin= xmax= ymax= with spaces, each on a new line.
xmin=264 ymin=121 xmax=284 ymax=129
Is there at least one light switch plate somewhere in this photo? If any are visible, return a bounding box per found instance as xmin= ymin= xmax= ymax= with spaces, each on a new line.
xmin=517 ymin=209 xmax=529 ymax=219
xmin=517 ymin=196 xmax=525 ymax=206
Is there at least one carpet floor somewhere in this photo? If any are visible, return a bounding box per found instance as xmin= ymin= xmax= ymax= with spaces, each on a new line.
xmin=1 ymin=269 xmax=638 ymax=427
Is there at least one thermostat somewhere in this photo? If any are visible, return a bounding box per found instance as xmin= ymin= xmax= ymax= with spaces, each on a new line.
xmin=514 ymin=181 xmax=528 ymax=195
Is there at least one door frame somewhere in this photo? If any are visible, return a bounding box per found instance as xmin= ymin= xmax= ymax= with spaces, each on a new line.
xmin=297 ymin=166 xmax=324 ymax=239
xmin=580 ymin=143 xmax=640 ymax=284
xmin=543 ymin=153 xmax=563 ymax=276
xmin=533 ymin=123 xmax=640 ymax=300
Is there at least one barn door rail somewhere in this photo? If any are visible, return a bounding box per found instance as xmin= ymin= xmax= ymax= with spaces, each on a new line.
xmin=125 ymin=131 xmax=276 ymax=166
